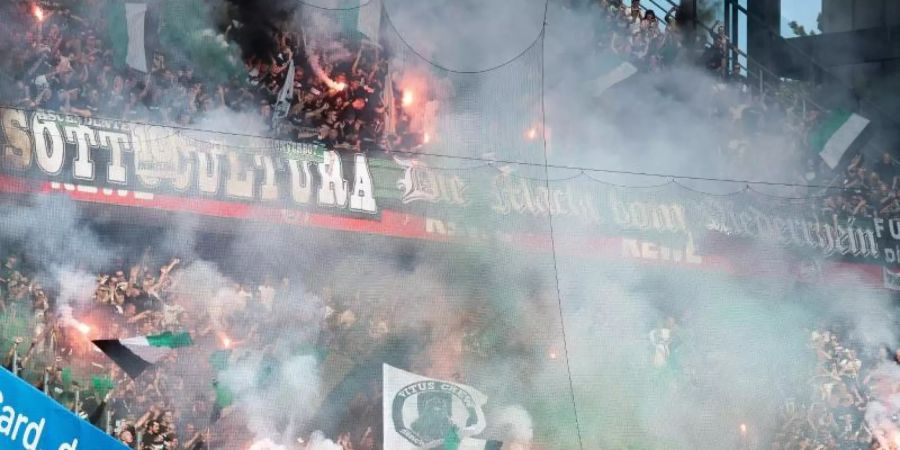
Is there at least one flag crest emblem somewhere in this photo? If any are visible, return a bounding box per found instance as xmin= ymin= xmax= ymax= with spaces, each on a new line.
xmin=392 ymin=380 xmax=482 ymax=447
xmin=383 ymin=364 xmax=491 ymax=449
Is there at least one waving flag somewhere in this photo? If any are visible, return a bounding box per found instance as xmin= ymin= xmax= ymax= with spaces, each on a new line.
xmin=383 ymin=364 xmax=496 ymax=450
xmin=811 ymin=110 xmax=871 ymax=169
xmin=107 ymin=2 xmax=149 ymax=72
xmin=124 ymin=3 xmax=149 ymax=72
xmin=273 ymin=60 xmax=296 ymax=124
xmin=92 ymin=332 xmax=192 ymax=379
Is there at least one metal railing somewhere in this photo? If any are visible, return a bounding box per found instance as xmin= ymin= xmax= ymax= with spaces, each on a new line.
xmin=633 ymin=0 xmax=824 ymax=123
xmin=716 ymin=0 xmax=900 ymax=131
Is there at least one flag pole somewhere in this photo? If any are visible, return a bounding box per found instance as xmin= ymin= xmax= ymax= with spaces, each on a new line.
xmin=105 ymin=406 xmax=112 ymax=434
xmin=11 ymin=346 xmax=18 ymax=377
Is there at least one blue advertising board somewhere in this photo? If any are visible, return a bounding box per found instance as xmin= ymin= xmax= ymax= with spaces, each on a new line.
xmin=0 ymin=367 xmax=128 ymax=450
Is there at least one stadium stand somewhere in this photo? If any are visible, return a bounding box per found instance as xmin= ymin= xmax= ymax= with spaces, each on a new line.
xmin=0 ymin=0 xmax=898 ymax=449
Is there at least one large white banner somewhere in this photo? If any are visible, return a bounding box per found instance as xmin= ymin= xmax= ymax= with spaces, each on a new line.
xmin=383 ymin=364 xmax=490 ymax=449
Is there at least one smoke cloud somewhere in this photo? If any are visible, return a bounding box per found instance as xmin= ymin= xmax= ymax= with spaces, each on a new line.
xmin=0 ymin=0 xmax=894 ymax=449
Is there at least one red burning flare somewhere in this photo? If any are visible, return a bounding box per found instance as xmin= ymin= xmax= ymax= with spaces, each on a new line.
xmin=76 ymin=323 xmax=91 ymax=335
xmin=402 ymin=90 xmax=414 ymax=107
xmin=219 ymin=332 xmax=234 ymax=349
xmin=33 ymin=5 xmax=44 ymax=22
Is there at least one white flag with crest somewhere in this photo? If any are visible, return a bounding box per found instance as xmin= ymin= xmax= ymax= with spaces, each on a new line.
xmin=383 ymin=364 xmax=491 ymax=450
xmin=272 ymin=60 xmax=295 ymax=124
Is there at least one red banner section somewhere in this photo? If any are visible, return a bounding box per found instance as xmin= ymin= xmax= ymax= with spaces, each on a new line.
xmin=0 ymin=174 xmax=884 ymax=290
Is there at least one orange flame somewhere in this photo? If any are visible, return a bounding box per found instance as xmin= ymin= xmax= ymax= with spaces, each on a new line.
xmin=526 ymin=127 xmax=538 ymax=140
xmin=75 ymin=322 xmax=91 ymax=335
xmin=402 ymin=90 xmax=414 ymax=107
xmin=33 ymin=5 xmax=44 ymax=22
xmin=219 ymin=333 xmax=232 ymax=349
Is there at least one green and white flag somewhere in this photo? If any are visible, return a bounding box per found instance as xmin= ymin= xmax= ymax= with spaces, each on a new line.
xmin=811 ymin=110 xmax=871 ymax=169
xmin=273 ymin=60 xmax=295 ymax=124
xmin=383 ymin=364 xmax=491 ymax=450
xmin=124 ymin=3 xmax=148 ymax=72
xmin=92 ymin=332 xmax=193 ymax=379
xmin=106 ymin=1 xmax=148 ymax=72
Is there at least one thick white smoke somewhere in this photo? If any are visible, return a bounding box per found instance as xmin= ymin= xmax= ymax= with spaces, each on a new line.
xmin=378 ymin=1 xmax=899 ymax=448
xmin=0 ymin=0 xmax=894 ymax=449
xmin=220 ymin=354 xmax=323 ymax=445
xmin=490 ymin=405 xmax=534 ymax=442
xmin=193 ymin=107 xmax=270 ymax=136
xmin=305 ymin=430 xmax=343 ymax=450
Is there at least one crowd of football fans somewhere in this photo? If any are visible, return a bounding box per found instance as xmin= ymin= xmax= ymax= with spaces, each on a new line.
xmin=8 ymin=242 xmax=900 ymax=449
xmin=2 ymin=1 xmax=900 ymax=449
xmin=593 ymin=0 xmax=685 ymax=72
xmin=0 ymin=248 xmax=395 ymax=450
xmin=597 ymin=0 xmax=849 ymax=187
xmin=0 ymin=0 xmax=422 ymax=154
xmin=818 ymin=152 xmax=900 ymax=221
xmin=0 ymin=0 xmax=847 ymax=178
xmin=769 ymin=328 xmax=900 ymax=450
xmin=8 ymin=243 xmax=900 ymax=450
xmin=647 ymin=315 xmax=900 ymax=450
